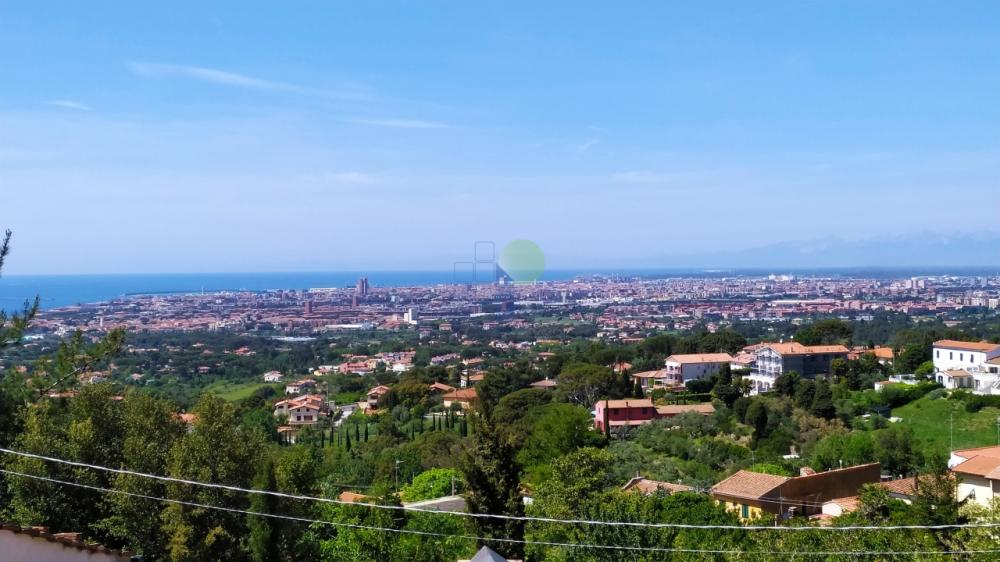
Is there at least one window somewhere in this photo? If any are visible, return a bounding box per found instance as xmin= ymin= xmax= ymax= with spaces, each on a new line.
xmin=950 ymin=352 xmax=954 ymax=360
xmin=936 ymin=350 xmax=940 ymax=358
xmin=741 ymin=504 xmax=749 ymax=518
xmin=960 ymin=353 xmax=964 ymax=362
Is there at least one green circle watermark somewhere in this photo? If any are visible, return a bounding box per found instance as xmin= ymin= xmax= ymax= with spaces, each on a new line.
xmin=499 ymin=240 xmax=545 ymax=283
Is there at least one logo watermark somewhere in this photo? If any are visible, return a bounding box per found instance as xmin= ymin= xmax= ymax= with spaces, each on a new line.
xmin=453 ymin=240 xmax=545 ymax=284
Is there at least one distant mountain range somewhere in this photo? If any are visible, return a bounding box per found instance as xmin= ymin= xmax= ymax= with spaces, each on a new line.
xmin=671 ymin=231 xmax=1000 ymax=269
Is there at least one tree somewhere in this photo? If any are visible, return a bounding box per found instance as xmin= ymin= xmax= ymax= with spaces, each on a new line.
xmin=400 ymin=468 xmax=464 ymax=502
xmin=161 ymin=395 xmax=266 ymax=561
xmin=5 ymin=384 xmax=124 ymax=535
xmin=477 ymin=368 xmax=530 ymax=412
xmin=830 ymin=357 xmax=849 ymax=379
xmin=745 ymin=399 xmax=770 ymax=442
xmin=0 ymin=230 xmax=39 ymax=352
xmin=97 ymin=391 xmax=186 ymax=559
xmin=795 ymin=319 xmax=852 ymax=346
xmin=461 ymin=411 xmax=524 ymax=559
xmin=248 ymin=458 xmax=280 ymax=562
xmin=517 ymin=403 xmax=604 ymax=476
xmin=794 ymin=379 xmax=816 ymax=409
xmin=810 ymin=378 xmax=835 ymax=419
xmin=774 ymin=370 xmax=801 ymax=396
xmin=556 ymin=363 xmax=614 ymax=407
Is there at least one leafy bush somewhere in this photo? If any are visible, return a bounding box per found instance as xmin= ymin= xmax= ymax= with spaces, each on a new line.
xmin=400 ymin=468 xmax=464 ymax=502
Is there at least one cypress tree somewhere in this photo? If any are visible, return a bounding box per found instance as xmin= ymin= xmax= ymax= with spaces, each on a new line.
xmin=345 ymin=431 xmax=352 ymax=452
xmin=462 ymin=411 xmax=524 ymax=559
xmin=248 ymin=459 xmax=279 ymax=562
xmin=355 ymin=422 xmax=360 ymax=442
xmin=364 ymin=423 xmax=369 ymax=442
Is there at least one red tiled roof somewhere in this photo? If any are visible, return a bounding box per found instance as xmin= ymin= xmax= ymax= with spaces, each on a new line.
xmin=665 ymin=353 xmax=734 ymax=364
xmin=622 ymin=477 xmax=693 ymax=495
xmin=656 ymin=403 xmax=716 ymax=416
xmin=711 ymin=470 xmax=788 ymax=499
xmin=953 ymin=456 xmax=1000 ymax=479
xmin=879 ymin=477 xmax=918 ymax=497
xmin=443 ymin=388 xmax=478 ymax=401
xmin=763 ymin=343 xmax=849 ymax=356
xmin=933 ymin=340 xmax=1000 ymax=353
xmin=0 ymin=523 xmax=131 ymax=559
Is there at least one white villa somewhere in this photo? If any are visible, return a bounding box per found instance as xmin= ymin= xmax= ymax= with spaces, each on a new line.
xmin=932 ymin=340 xmax=1000 ymax=395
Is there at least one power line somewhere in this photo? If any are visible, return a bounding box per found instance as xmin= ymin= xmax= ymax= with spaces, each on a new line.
xmin=3 ymin=468 xmax=998 ymax=559
xmin=2 ymin=447 xmax=998 ymax=532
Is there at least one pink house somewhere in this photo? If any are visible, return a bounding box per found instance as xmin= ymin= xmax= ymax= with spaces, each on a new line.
xmin=594 ymin=399 xmax=715 ymax=432
xmin=594 ymin=399 xmax=658 ymax=432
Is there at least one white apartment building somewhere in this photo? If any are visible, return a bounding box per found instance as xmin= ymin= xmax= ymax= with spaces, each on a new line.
xmin=932 ymin=340 xmax=1000 ymax=395
xmin=663 ymin=353 xmax=735 ymax=385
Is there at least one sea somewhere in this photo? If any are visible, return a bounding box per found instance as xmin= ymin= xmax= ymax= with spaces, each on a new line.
xmin=1 ymin=267 xmax=995 ymax=312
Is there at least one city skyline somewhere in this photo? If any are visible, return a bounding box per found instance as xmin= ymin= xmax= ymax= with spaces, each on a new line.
xmin=3 ymin=1 xmax=999 ymax=274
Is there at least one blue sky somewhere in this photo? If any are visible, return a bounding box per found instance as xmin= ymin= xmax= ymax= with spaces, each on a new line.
xmin=2 ymin=1 xmax=998 ymax=274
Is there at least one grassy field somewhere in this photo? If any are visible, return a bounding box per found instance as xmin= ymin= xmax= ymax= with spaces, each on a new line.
xmin=205 ymin=381 xmax=278 ymax=401
xmin=892 ymin=395 xmax=1000 ymax=453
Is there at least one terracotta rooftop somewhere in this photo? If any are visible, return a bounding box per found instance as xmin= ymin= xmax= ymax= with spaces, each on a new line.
xmin=665 ymin=353 xmax=735 ymax=364
xmin=656 ymin=403 xmax=716 ymax=416
xmin=953 ymin=445 xmax=1000 ymax=459
xmin=933 ymin=340 xmax=1000 ymax=353
xmin=878 ymin=476 xmax=921 ymax=497
xmin=443 ymin=387 xmax=478 ymax=400
xmin=630 ymin=369 xmax=668 ymax=379
xmin=762 ymin=342 xmax=850 ymax=356
xmin=622 ymin=477 xmax=693 ymax=495
xmin=952 ymin=456 xmax=1000 ymax=479
xmin=0 ymin=522 xmax=131 ymax=560
xmin=711 ymin=470 xmax=789 ymax=499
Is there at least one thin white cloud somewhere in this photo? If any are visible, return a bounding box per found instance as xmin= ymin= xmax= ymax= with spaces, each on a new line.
xmin=341 ymin=117 xmax=449 ymax=129
xmin=45 ymin=100 xmax=92 ymax=111
xmin=127 ymin=62 xmax=370 ymax=100
xmin=129 ymin=62 xmax=293 ymax=90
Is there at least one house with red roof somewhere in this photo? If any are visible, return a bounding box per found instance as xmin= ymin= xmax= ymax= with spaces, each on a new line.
xmin=710 ymin=463 xmax=880 ymax=520
xmin=949 ymin=445 xmax=1000 ymax=507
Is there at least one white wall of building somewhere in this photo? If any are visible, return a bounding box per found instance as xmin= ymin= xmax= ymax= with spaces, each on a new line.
xmin=933 ymin=347 xmax=990 ymax=372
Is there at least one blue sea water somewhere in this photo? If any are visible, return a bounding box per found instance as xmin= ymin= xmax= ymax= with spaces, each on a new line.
xmin=1 ymin=266 xmax=995 ymax=312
